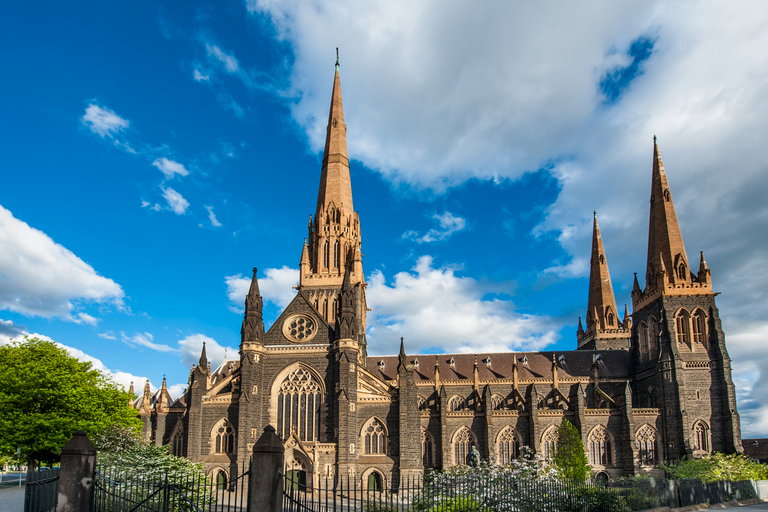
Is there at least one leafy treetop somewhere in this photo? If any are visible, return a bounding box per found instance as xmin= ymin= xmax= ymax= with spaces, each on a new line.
xmin=0 ymin=337 xmax=142 ymax=465
xmin=554 ymin=418 xmax=591 ymax=482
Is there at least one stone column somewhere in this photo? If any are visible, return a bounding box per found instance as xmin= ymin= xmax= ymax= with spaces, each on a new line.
xmin=57 ymin=430 xmax=96 ymax=512
xmin=250 ymin=425 xmax=284 ymax=512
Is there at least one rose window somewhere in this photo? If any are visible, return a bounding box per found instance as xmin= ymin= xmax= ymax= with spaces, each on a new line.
xmin=283 ymin=314 xmax=317 ymax=342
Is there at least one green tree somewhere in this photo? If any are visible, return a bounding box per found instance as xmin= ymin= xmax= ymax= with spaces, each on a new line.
xmin=0 ymin=337 xmax=141 ymax=466
xmin=554 ymin=418 xmax=591 ymax=482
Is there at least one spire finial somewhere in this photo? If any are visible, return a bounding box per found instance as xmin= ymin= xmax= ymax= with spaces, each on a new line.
xmin=653 ymin=134 xmax=657 ymax=144
xmin=593 ymin=210 xmax=596 ymax=218
xmin=335 ymin=47 xmax=339 ymax=68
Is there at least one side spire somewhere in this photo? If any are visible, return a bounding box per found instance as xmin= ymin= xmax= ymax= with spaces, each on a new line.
xmin=578 ymin=213 xmax=630 ymax=350
xmin=241 ymin=268 xmax=265 ymax=348
xmin=646 ymin=138 xmax=690 ymax=286
xmin=198 ymin=342 xmax=208 ymax=369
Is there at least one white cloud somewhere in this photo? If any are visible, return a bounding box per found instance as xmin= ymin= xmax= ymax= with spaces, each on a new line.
xmin=724 ymin=323 xmax=768 ymax=438
xmin=225 ymin=266 xmax=298 ymax=313
xmin=542 ymin=257 xmax=589 ymax=279
xmin=206 ymin=44 xmax=240 ymax=73
xmin=403 ymin=211 xmax=467 ymax=243
xmin=81 ymin=103 xmax=129 ymax=138
xmin=177 ymin=333 xmax=237 ymax=368
xmin=193 ymin=68 xmax=210 ymax=82
xmin=0 ymin=318 xmax=25 ymax=338
xmin=119 ymin=331 xmax=176 ymax=353
xmin=141 ymin=200 xmax=150 ymax=208
xmin=0 ymin=204 xmax=124 ymax=321
xmin=97 ymin=330 xmax=116 ymax=340
xmin=152 ymin=157 xmax=190 ymax=179
xmin=205 ymin=205 xmax=222 ymax=227
xmin=366 ymin=255 xmax=558 ymax=355
xmin=161 ymin=187 xmax=190 ymax=215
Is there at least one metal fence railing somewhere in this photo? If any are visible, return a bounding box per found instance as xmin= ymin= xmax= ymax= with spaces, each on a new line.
xmin=92 ymin=461 xmax=250 ymax=512
xmin=282 ymin=471 xmax=768 ymax=512
xmin=23 ymin=467 xmax=59 ymax=512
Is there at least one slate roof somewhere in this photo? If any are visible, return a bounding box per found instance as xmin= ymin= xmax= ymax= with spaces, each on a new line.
xmin=365 ymin=350 xmax=631 ymax=382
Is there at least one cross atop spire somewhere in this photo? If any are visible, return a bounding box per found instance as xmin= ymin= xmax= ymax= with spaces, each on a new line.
xmin=335 ymin=47 xmax=339 ymax=68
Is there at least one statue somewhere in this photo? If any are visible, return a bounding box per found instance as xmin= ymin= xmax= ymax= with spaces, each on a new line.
xmin=467 ymin=445 xmax=480 ymax=467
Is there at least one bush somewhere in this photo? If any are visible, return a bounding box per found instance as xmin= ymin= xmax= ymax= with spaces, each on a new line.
xmin=662 ymin=452 xmax=768 ymax=483
xmin=429 ymin=496 xmax=482 ymax=512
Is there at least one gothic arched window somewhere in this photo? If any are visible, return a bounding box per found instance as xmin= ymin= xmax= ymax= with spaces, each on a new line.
xmin=417 ymin=396 xmax=428 ymax=411
xmin=333 ymin=241 xmax=340 ymax=269
xmin=170 ymin=430 xmax=184 ymax=457
xmin=212 ymin=419 xmax=235 ymax=454
xmin=676 ymin=310 xmax=691 ymax=346
xmin=636 ymin=425 xmax=658 ymax=466
xmin=588 ymin=425 xmax=613 ymax=466
xmin=323 ymin=240 xmax=330 ymax=269
xmin=322 ymin=300 xmax=328 ymax=320
xmin=541 ymin=426 xmax=558 ymax=459
xmin=363 ymin=418 xmax=387 ymax=455
xmin=422 ymin=429 xmax=435 ymax=468
xmin=693 ymin=421 xmax=709 ymax=452
xmin=497 ymin=427 xmax=520 ymax=465
xmin=453 ymin=427 xmax=477 ymax=465
xmin=692 ymin=310 xmax=707 ymax=347
xmin=648 ymin=316 xmax=659 ymax=353
xmin=677 ymin=262 xmax=687 ymax=281
xmin=449 ymin=396 xmax=465 ymax=411
xmin=491 ymin=395 xmax=505 ymax=411
xmin=331 ymin=298 xmax=337 ymax=322
xmin=607 ymin=311 xmax=614 ymax=326
xmin=276 ymin=367 xmax=322 ymax=442
xmin=216 ymin=470 xmax=228 ymax=490
xmin=638 ymin=321 xmax=649 ymax=357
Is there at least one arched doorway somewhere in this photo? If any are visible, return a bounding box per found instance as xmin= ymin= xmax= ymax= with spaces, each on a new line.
xmin=215 ymin=469 xmax=228 ymax=490
xmin=284 ymin=447 xmax=312 ymax=492
xmin=367 ymin=471 xmax=383 ymax=491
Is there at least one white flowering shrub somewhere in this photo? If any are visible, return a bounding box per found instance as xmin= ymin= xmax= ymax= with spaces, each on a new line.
xmin=412 ymin=447 xmax=629 ymax=512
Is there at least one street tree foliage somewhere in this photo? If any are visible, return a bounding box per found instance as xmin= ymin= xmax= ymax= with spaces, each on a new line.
xmin=554 ymin=418 xmax=591 ymax=482
xmin=662 ymin=452 xmax=768 ymax=482
xmin=0 ymin=337 xmax=141 ymax=465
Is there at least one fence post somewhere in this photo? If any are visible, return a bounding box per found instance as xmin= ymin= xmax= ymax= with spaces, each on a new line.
xmin=249 ymin=425 xmax=284 ymax=512
xmin=56 ymin=430 xmax=96 ymax=512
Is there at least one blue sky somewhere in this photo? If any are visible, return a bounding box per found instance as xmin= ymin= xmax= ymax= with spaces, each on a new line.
xmin=2 ymin=1 xmax=768 ymax=437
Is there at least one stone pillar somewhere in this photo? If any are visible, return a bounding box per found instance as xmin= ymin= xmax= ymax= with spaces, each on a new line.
xmin=250 ymin=425 xmax=284 ymax=512
xmin=57 ymin=430 xmax=96 ymax=512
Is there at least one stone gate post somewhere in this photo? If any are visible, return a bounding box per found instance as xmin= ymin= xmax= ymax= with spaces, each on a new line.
xmin=249 ymin=425 xmax=284 ymax=512
xmin=57 ymin=430 xmax=96 ymax=512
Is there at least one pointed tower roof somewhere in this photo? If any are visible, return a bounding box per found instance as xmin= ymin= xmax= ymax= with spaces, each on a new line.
xmin=586 ymin=213 xmax=620 ymax=332
xmin=316 ymin=51 xmax=353 ymax=219
xmin=646 ymin=137 xmax=690 ymax=283
xmin=198 ymin=342 xmax=208 ymax=368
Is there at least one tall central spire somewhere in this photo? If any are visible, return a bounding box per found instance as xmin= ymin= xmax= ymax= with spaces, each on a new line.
xmin=316 ymin=52 xmax=353 ymax=220
xmin=300 ymin=53 xmax=366 ymax=340
xmin=586 ymin=213 xmax=619 ymax=331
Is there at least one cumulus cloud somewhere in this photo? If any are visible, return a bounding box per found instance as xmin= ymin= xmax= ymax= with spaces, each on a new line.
xmin=119 ymin=331 xmax=176 ymax=353
xmin=178 ymin=333 xmax=237 ymax=368
xmin=152 ymin=157 xmax=190 ymax=179
xmin=0 ymin=318 xmax=25 ymax=338
xmin=161 ymin=187 xmax=190 ymax=214
xmin=193 ymin=68 xmax=210 ymax=82
xmin=206 ymin=44 xmax=240 ymax=73
xmin=225 ymin=266 xmax=298 ymax=313
xmin=403 ymin=211 xmax=467 ymax=243
xmin=366 ymin=256 xmax=558 ymax=355
xmin=81 ymin=103 xmax=129 ymax=138
xmin=0 ymin=205 xmax=125 ymax=321
xmin=205 ymin=205 xmax=222 ymax=227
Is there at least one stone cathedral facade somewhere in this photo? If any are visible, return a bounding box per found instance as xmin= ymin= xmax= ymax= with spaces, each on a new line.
xmin=134 ymin=59 xmax=743 ymax=489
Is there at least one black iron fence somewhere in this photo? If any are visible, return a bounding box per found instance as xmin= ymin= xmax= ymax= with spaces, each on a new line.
xmin=92 ymin=461 xmax=250 ymax=512
xmin=282 ymin=471 xmax=768 ymax=512
xmin=23 ymin=467 xmax=59 ymax=512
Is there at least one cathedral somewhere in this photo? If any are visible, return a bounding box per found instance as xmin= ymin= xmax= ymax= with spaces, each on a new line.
xmin=133 ymin=57 xmax=743 ymax=489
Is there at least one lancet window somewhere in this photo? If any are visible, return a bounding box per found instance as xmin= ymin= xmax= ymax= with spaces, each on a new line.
xmin=491 ymin=395 xmax=505 ymax=410
xmin=639 ymin=321 xmax=649 ymax=357
xmin=276 ymin=367 xmax=322 ymax=442
xmin=449 ymin=396 xmax=466 ymax=411
xmin=676 ymin=310 xmax=691 ymax=346
xmin=333 ymin=241 xmax=340 ymax=269
xmin=692 ymin=310 xmax=707 ymax=347
xmin=588 ymin=425 xmax=613 ymax=466
xmin=170 ymin=430 xmax=184 ymax=457
xmin=648 ymin=317 xmax=659 ymax=353
xmin=497 ymin=427 xmax=520 ymax=465
xmin=453 ymin=427 xmax=477 ymax=465
xmin=363 ymin=418 xmax=387 ymax=455
xmin=212 ymin=419 xmax=235 ymax=454
xmin=323 ymin=241 xmax=329 ymax=269
xmin=541 ymin=426 xmax=558 ymax=459
xmin=636 ymin=425 xmax=658 ymax=466
xmin=693 ymin=421 xmax=709 ymax=452
xmin=422 ymin=429 xmax=435 ymax=468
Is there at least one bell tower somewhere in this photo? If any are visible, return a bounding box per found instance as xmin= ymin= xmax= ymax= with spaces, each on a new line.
xmin=631 ymin=137 xmax=741 ymax=461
